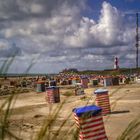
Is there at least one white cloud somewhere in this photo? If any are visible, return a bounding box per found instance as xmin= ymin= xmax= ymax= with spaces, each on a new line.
xmin=0 ymin=1 xmax=137 ymax=73
xmin=65 ymin=1 xmax=135 ymax=48
xmin=30 ymin=3 xmax=44 ymax=14
xmin=0 ymin=40 xmax=10 ymax=50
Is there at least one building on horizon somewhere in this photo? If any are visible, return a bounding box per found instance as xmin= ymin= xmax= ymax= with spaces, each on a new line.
xmin=114 ymin=57 xmax=119 ymax=70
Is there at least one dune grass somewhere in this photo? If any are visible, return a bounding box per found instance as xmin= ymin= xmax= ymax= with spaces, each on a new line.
xmin=117 ymin=115 xmax=140 ymax=140
xmin=0 ymin=56 xmax=140 ymax=140
xmin=1 ymin=80 xmax=140 ymax=140
xmin=0 ymin=90 xmax=21 ymax=140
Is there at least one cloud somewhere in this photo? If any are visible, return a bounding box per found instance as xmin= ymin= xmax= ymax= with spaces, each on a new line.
xmin=0 ymin=40 xmax=21 ymax=57
xmin=65 ymin=1 xmax=135 ymax=48
xmin=0 ymin=1 xmax=136 ymax=73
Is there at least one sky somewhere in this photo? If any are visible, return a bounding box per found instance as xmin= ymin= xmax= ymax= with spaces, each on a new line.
xmin=0 ymin=0 xmax=140 ymax=74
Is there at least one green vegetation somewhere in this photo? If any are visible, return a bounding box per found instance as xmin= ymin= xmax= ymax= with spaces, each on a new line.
xmin=78 ymin=68 xmax=140 ymax=75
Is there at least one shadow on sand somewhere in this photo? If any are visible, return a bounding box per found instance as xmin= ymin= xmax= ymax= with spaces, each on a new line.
xmin=110 ymin=110 xmax=130 ymax=115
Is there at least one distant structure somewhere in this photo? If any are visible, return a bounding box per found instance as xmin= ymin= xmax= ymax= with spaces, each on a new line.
xmin=114 ymin=57 xmax=119 ymax=70
xmin=136 ymin=13 xmax=139 ymax=68
xmin=61 ymin=68 xmax=78 ymax=73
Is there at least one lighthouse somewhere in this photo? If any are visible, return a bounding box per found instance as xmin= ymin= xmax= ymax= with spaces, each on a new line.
xmin=114 ymin=57 xmax=119 ymax=70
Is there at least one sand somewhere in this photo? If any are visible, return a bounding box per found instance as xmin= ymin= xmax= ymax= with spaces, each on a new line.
xmin=0 ymin=83 xmax=140 ymax=140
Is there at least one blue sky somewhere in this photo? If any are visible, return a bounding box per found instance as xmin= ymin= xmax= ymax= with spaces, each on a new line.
xmin=88 ymin=0 xmax=140 ymax=11
xmin=0 ymin=0 xmax=140 ymax=73
xmin=86 ymin=0 xmax=140 ymax=20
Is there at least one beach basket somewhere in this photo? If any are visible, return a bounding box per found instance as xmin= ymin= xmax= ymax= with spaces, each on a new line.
xmin=94 ymin=89 xmax=111 ymax=115
xmin=73 ymin=105 xmax=107 ymax=140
